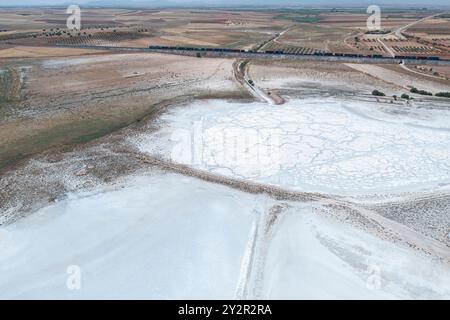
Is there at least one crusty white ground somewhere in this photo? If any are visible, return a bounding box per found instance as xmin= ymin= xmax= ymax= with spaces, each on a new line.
xmin=134 ymin=98 xmax=450 ymax=195
xmin=1 ymin=173 xmax=449 ymax=299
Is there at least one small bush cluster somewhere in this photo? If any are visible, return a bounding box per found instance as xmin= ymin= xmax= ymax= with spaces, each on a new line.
xmin=372 ymin=90 xmax=385 ymax=96
xmin=435 ymin=92 xmax=450 ymax=98
xmin=410 ymin=87 xmax=432 ymax=96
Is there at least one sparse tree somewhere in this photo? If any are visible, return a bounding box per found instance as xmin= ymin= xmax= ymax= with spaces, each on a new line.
xmin=372 ymin=90 xmax=385 ymax=96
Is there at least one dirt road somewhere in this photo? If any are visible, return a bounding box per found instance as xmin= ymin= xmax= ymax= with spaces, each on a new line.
xmin=233 ymin=59 xmax=284 ymax=104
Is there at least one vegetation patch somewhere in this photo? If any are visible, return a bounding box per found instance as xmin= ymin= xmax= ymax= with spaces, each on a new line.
xmin=0 ymin=67 xmax=24 ymax=105
xmin=372 ymin=90 xmax=386 ymax=96
xmin=401 ymin=93 xmax=411 ymax=100
xmin=0 ymin=69 xmax=12 ymax=103
xmin=410 ymin=87 xmax=433 ymax=96
xmin=435 ymin=92 xmax=450 ymax=98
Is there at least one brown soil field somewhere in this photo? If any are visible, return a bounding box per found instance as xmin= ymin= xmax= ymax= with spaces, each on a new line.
xmin=408 ymin=17 xmax=450 ymax=35
xmin=2 ymin=8 xmax=449 ymax=57
xmin=0 ymin=46 xmax=103 ymax=59
xmin=1 ymin=8 xmax=289 ymax=50
xmin=412 ymin=64 xmax=450 ymax=78
xmin=0 ymin=52 xmax=249 ymax=169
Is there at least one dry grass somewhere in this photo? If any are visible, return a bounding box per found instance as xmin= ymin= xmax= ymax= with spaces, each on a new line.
xmin=0 ymin=52 xmax=247 ymax=169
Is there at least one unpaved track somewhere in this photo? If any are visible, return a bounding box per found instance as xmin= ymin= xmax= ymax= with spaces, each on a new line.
xmin=258 ymin=26 xmax=294 ymax=52
xmin=377 ymin=38 xmax=396 ymax=57
xmin=399 ymin=60 xmax=444 ymax=80
xmin=237 ymin=203 xmax=288 ymax=299
xmin=232 ymin=59 xmax=270 ymax=103
xmin=232 ymin=59 xmax=282 ymax=104
xmin=375 ymin=13 xmax=442 ymax=57
xmin=393 ymin=13 xmax=441 ymax=39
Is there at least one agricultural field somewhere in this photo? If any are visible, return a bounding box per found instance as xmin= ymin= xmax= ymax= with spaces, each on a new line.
xmin=247 ymin=9 xmax=449 ymax=58
xmin=1 ymin=7 xmax=450 ymax=58
xmin=0 ymin=9 xmax=288 ymax=51
xmin=404 ymin=16 xmax=450 ymax=58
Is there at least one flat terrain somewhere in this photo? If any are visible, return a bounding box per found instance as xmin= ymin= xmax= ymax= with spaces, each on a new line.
xmin=0 ymin=52 xmax=246 ymax=169
xmin=2 ymin=7 xmax=449 ymax=58
xmin=1 ymin=7 xmax=450 ymax=299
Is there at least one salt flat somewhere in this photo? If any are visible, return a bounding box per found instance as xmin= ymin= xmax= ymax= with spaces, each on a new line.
xmin=1 ymin=173 xmax=449 ymax=299
xmin=134 ymin=98 xmax=450 ymax=195
xmin=262 ymin=208 xmax=450 ymax=299
xmin=0 ymin=174 xmax=257 ymax=299
xmin=2 ymin=6 xmax=450 ymax=301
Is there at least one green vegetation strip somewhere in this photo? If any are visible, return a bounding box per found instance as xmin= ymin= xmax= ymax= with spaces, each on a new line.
xmin=410 ymin=87 xmax=432 ymax=96
xmin=435 ymin=92 xmax=450 ymax=98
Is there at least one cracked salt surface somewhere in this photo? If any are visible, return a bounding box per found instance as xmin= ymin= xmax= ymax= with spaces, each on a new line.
xmin=135 ymin=98 xmax=450 ymax=195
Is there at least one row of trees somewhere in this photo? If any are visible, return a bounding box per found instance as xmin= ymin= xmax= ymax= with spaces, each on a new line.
xmin=372 ymin=88 xmax=450 ymax=99
xmin=410 ymin=87 xmax=432 ymax=96
xmin=371 ymin=90 xmax=410 ymax=101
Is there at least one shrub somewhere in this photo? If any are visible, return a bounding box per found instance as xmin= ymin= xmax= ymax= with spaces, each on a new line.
xmin=401 ymin=93 xmax=410 ymax=100
xmin=372 ymin=90 xmax=385 ymax=96
xmin=435 ymin=92 xmax=450 ymax=98
xmin=410 ymin=87 xmax=432 ymax=96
